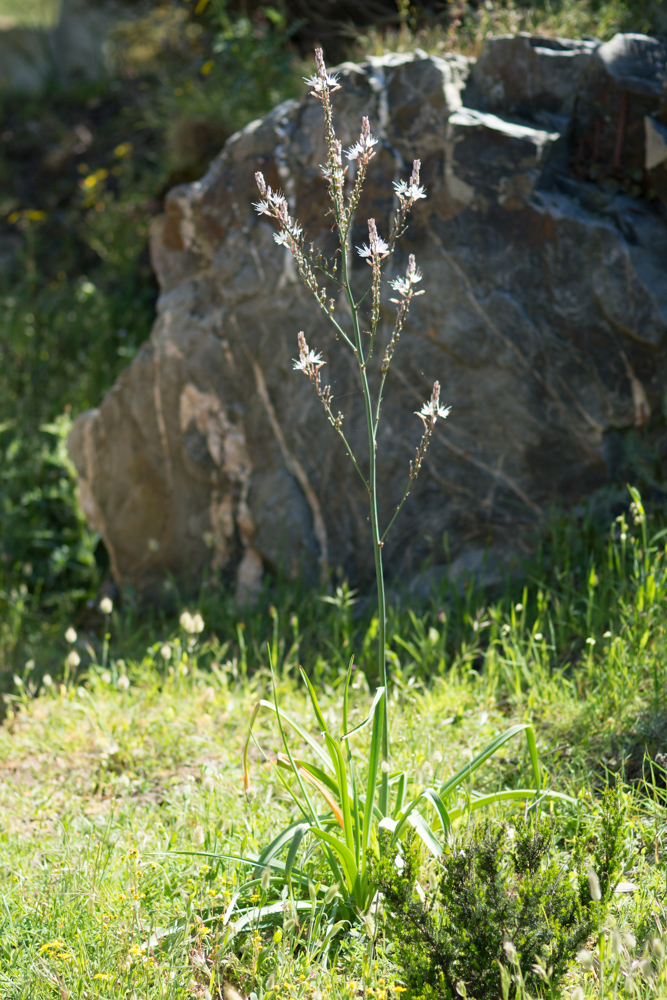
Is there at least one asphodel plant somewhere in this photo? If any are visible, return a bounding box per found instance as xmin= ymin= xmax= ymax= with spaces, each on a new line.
xmin=253 ymin=48 xmax=445 ymax=813
xmin=240 ymin=663 xmax=571 ymax=917
xmin=236 ymin=51 xmax=570 ymax=920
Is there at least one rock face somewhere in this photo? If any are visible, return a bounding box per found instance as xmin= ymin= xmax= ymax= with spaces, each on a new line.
xmin=68 ymin=35 xmax=667 ymax=602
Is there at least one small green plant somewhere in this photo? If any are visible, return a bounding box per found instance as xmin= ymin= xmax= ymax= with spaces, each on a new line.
xmin=239 ymin=667 xmax=568 ymax=918
xmin=374 ymin=792 xmax=627 ymax=1000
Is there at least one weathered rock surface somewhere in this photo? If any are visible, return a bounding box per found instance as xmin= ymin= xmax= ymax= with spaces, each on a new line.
xmin=68 ymin=36 xmax=667 ymax=602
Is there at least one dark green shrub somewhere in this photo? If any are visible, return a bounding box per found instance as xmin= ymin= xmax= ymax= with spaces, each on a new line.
xmin=374 ymin=794 xmax=625 ymax=1000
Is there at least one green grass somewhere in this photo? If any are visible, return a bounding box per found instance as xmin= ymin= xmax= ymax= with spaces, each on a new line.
xmin=1 ymin=493 xmax=667 ymax=996
xmin=358 ymin=0 xmax=665 ymax=57
xmin=0 ymin=0 xmax=59 ymax=29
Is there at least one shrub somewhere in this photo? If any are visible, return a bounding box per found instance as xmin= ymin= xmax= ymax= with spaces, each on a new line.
xmin=374 ymin=792 xmax=626 ymax=1000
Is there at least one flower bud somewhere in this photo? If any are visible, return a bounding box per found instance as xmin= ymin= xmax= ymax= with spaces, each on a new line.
xmin=587 ymin=869 xmax=602 ymax=902
xmin=504 ymin=941 xmax=517 ymax=960
xmin=324 ymin=883 xmax=339 ymax=904
xmin=577 ymin=949 xmax=593 ymax=970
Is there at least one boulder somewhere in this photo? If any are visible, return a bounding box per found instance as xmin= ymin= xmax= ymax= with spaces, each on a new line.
xmin=68 ymin=40 xmax=667 ymax=602
xmin=569 ymin=33 xmax=667 ymax=200
xmin=464 ymin=33 xmax=599 ymax=124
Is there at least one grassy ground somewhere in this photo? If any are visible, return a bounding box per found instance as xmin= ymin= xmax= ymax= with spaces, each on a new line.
xmin=1 ymin=495 xmax=667 ymax=997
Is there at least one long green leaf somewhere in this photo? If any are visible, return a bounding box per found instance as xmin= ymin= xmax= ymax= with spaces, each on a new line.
xmin=276 ymin=755 xmax=344 ymax=828
xmin=438 ymin=724 xmax=535 ymax=798
xmin=255 ymin=821 xmax=310 ymax=876
xmin=392 ymin=788 xmax=452 ymax=844
xmin=256 ymin=698 xmax=332 ymax=771
xmin=447 ymin=788 xmax=575 ymax=822
xmin=167 ymin=849 xmax=307 ymax=884
xmin=232 ymin=900 xmax=313 ymax=932
xmin=300 ymin=667 xmax=328 ymax=735
xmin=242 ymin=702 xmax=262 ymax=791
xmin=342 ymin=686 xmax=386 ymax=740
xmin=343 ymin=656 xmax=354 ymax=736
xmin=310 ymin=827 xmax=358 ymax=892
xmin=524 ymin=725 xmax=541 ymax=791
xmin=286 ymin=758 xmax=343 ymax=799
xmin=418 ymin=788 xmax=452 ymax=835
xmin=361 ymin=689 xmax=384 ymax=876
xmin=285 ymin=823 xmax=310 ymax=882
xmin=406 ymin=810 xmax=442 ymax=857
xmin=392 ymin=771 xmax=407 ymax=819
xmin=324 ymin=733 xmax=355 ymax=853
xmin=270 ymin=663 xmax=321 ymax=828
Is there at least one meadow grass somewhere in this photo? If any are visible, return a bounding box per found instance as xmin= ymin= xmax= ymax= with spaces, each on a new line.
xmin=358 ymin=0 xmax=664 ymax=58
xmin=1 ymin=494 xmax=667 ymax=996
xmin=0 ymin=0 xmax=59 ymax=29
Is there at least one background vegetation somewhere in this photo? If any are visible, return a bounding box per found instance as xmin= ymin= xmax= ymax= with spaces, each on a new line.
xmin=1 ymin=0 xmax=666 ymax=683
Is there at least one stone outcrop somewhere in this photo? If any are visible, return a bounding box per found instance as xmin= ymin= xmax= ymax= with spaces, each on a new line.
xmin=68 ymin=34 xmax=667 ymax=602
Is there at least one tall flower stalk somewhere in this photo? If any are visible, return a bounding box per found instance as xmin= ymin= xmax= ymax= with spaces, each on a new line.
xmin=254 ymin=49 xmax=448 ymax=813
xmin=189 ymin=52 xmax=559 ymax=924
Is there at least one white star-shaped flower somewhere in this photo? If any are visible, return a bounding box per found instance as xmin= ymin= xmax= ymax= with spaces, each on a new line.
xmin=293 ymin=349 xmax=326 ymax=372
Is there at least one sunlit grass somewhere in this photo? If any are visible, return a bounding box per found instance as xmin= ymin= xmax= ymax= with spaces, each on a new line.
xmin=357 ymin=0 xmax=661 ymax=58
xmin=1 ymin=492 xmax=667 ymax=996
xmin=0 ymin=0 xmax=60 ymax=29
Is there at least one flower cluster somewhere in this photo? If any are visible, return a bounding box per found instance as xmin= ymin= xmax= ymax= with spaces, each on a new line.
xmin=254 ymin=171 xmax=332 ymax=312
xmin=303 ymin=48 xmax=341 ymax=96
xmin=383 ymin=255 xmax=425 ymax=372
xmin=357 ymin=218 xmax=390 ymax=264
xmin=180 ymin=611 xmax=205 ymax=634
xmin=254 ymin=174 xmax=302 ymax=245
xmin=389 ymin=160 xmax=426 ymax=250
xmin=393 ymin=160 xmax=427 ymax=205
xmin=406 ymin=381 xmax=450 ymax=491
xmin=416 ymin=381 xmax=451 ymax=429
xmin=389 ymin=255 xmax=423 ymax=300
xmin=292 ymin=332 xmax=343 ymax=432
xmin=346 ymin=116 xmax=379 ymax=165
xmin=293 ymin=331 xmax=326 ymax=376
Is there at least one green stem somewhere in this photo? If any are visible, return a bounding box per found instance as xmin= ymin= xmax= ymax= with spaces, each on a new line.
xmin=340 ymin=240 xmax=389 ymax=816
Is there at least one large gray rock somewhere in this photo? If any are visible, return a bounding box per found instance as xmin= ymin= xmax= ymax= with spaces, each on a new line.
xmin=68 ymin=41 xmax=667 ymax=602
